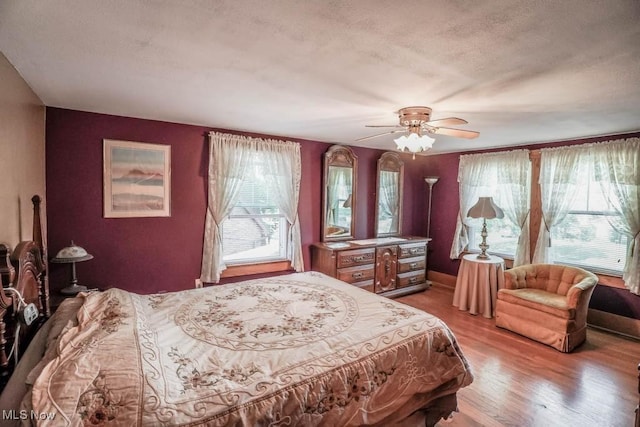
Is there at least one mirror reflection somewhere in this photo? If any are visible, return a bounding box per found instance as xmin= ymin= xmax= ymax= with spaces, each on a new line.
xmin=326 ymin=166 xmax=353 ymax=237
xmin=375 ymin=152 xmax=404 ymax=237
xmin=322 ymin=145 xmax=357 ymax=241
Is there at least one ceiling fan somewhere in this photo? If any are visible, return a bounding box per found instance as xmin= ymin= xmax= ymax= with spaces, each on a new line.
xmin=356 ymin=106 xmax=479 ymax=157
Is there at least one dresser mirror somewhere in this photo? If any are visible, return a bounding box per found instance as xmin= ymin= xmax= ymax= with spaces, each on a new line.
xmin=322 ymin=145 xmax=357 ymax=242
xmin=375 ymin=152 xmax=404 ymax=237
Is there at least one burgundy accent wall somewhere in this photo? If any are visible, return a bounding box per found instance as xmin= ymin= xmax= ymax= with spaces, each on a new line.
xmin=45 ymin=108 xmax=427 ymax=294
xmin=423 ymin=131 xmax=640 ymax=320
xmin=46 ymin=107 xmax=638 ymax=320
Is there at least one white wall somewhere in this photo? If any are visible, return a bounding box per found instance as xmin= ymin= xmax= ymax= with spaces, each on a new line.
xmin=0 ymin=52 xmax=46 ymax=247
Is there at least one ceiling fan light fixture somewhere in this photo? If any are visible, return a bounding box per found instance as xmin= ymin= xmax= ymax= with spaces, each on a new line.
xmin=394 ymin=132 xmax=435 ymax=158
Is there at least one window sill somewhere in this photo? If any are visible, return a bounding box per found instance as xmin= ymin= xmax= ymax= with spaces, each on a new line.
xmin=593 ymin=273 xmax=626 ymax=290
xmin=220 ymin=260 xmax=292 ymax=279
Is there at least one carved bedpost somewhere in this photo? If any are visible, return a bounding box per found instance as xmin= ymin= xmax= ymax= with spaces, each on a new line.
xmin=32 ymin=195 xmax=50 ymax=317
xmin=0 ymin=245 xmax=15 ymax=288
xmin=31 ymin=195 xmax=43 ymax=254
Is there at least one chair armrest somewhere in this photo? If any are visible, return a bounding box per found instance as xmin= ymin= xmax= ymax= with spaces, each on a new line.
xmin=566 ymin=276 xmax=598 ymax=308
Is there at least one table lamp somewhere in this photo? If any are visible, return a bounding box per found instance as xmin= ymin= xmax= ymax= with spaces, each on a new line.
xmin=467 ymin=197 xmax=504 ymax=259
xmin=51 ymin=241 xmax=94 ymax=295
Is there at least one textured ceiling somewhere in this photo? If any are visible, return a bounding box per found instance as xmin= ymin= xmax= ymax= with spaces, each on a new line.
xmin=1 ymin=0 xmax=639 ymax=154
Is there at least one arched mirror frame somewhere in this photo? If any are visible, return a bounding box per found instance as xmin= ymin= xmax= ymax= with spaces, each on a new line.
xmin=375 ymin=152 xmax=404 ymax=237
xmin=321 ymin=145 xmax=358 ymax=242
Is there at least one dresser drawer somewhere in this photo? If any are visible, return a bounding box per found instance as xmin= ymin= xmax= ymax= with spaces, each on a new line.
xmin=397 ymin=256 xmax=425 ymax=273
xmin=337 ymin=248 xmax=376 ymax=268
xmin=397 ymin=271 xmax=426 ymax=288
xmin=398 ymin=243 xmax=426 ymax=259
xmin=337 ymin=265 xmax=375 ymax=284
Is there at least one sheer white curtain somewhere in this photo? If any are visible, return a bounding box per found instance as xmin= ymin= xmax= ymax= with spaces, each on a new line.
xmin=327 ymin=168 xmax=343 ymax=225
xmin=380 ymin=172 xmax=399 ymax=232
xmin=201 ymin=133 xmax=252 ymax=282
xmin=263 ymin=140 xmax=304 ymax=273
xmin=593 ymin=137 xmax=640 ymax=295
xmin=497 ymin=150 xmax=532 ymax=266
xmin=200 ymin=132 xmax=303 ymax=283
xmin=533 ymin=146 xmax=589 ymax=263
xmin=450 ymin=150 xmax=531 ymax=264
xmin=450 ymin=154 xmax=492 ymax=259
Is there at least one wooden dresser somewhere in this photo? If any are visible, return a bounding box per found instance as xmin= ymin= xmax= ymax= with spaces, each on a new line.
xmin=310 ymin=236 xmax=430 ymax=298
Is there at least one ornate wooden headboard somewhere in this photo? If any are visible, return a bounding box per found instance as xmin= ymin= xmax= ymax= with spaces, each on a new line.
xmin=0 ymin=195 xmax=49 ymax=381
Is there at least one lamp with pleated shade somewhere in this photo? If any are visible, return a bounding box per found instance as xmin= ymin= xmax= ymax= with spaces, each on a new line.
xmin=467 ymin=197 xmax=504 ymax=259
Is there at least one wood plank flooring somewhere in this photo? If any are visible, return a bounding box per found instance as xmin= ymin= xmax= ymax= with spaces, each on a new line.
xmin=396 ymin=284 xmax=640 ymax=427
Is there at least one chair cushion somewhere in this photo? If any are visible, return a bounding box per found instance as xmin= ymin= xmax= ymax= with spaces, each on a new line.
xmin=497 ymin=288 xmax=575 ymax=319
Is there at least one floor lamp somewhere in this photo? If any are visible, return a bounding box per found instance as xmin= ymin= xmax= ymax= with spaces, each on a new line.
xmin=424 ymin=177 xmax=439 ymax=287
xmin=425 ymin=177 xmax=439 ymax=239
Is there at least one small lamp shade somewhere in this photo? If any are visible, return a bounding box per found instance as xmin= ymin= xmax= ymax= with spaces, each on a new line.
xmin=51 ymin=242 xmax=94 ymax=263
xmin=424 ymin=176 xmax=439 ymax=187
xmin=51 ymin=241 xmax=93 ymax=295
xmin=467 ymin=197 xmax=504 ymax=219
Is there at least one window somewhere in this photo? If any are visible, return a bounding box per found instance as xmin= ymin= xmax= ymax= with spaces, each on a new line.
xmin=535 ymin=139 xmax=640 ymax=289
xmin=222 ymin=156 xmax=288 ymax=264
xmin=451 ymin=149 xmax=531 ymax=264
xmin=468 ymin=216 xmax=520 ymax=257
xmin=550 ymin=174 xmax=627 ymax=275
xmin=201 ymin=132 xmax=303 ymax=283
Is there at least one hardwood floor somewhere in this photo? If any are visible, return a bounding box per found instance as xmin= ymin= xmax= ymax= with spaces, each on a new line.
xmin=397 ymin=284 xmax=640 ymax=427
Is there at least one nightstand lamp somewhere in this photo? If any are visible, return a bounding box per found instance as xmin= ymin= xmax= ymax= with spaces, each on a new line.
xmin=51 ymin=241 xmax=94 ymax=295
xmin=467 ymin=197 xmax=504 ymax=259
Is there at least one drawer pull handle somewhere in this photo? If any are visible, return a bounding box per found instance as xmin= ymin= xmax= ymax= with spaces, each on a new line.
xmin=351 ymin=255 xmax=366 ymax=262
xmin=409 ymin=277 xmax=418 ymax=284
xmin=409 ymin=248 xmax=422 ymax=254
xmin=410 ymin=262 xmax=418 ymax=269
xmin=352 ymin=272 xmax=364 ymax=279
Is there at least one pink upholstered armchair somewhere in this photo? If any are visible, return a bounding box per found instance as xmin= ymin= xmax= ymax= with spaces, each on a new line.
xmin=495 ymin=264 xmax=598 ymax=352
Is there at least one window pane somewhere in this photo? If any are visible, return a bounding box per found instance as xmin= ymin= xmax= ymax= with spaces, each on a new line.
xmin=223 ymin=216 xmax=287 ymax=262
xmin=551 ymin=213 xmax=627 ymax=274
xmin=222 ymin=153 xmax=288 ymax=264
xmin=233 ymin=164 xmax=278 ymax=210
xmin=469 ymin=217 xmax=520 ymax=257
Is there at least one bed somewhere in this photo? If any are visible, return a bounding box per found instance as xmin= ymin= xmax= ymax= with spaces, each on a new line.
xmin=0 ymin=201 xmax=472 ymax=426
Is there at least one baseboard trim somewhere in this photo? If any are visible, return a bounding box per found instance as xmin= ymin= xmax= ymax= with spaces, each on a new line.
xmin=427 ymin=270 xmax=457 ymax=289
xmin=587 ymin=309 xmax=640 ymax=340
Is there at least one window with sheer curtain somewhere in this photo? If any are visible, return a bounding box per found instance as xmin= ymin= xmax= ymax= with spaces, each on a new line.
xmin=450 ymin=149 xmax=531 ymax=266
xmin=200 ymin=132 xmax=303 ymax=283
xmin=549 ymin=167 xmax=628 ymax=275
xmin=534 ymin=138 xmax=639 ymax=294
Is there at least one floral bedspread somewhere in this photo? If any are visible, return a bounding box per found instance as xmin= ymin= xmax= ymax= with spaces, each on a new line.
xmin=28 ymin=272 xmax=472 ymax=426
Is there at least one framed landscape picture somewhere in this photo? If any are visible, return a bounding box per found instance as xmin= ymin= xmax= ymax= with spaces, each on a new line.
xmin=103 ymin=139 xmax=171 ymax=218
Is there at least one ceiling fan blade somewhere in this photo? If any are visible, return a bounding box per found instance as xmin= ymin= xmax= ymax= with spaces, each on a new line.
xmin=425 ymin=117 xmax=468 ymax=127
xmin=365 ymin=125 xmax=404 ymax=128
xmin=355 ymin=129 xmax=407 ymax=142
xmin=431 ymin=127 xmax=480 ymax=139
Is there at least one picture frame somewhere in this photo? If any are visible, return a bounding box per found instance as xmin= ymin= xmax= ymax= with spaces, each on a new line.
xmin=103 ymin=139 xmax=171 ymax=218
